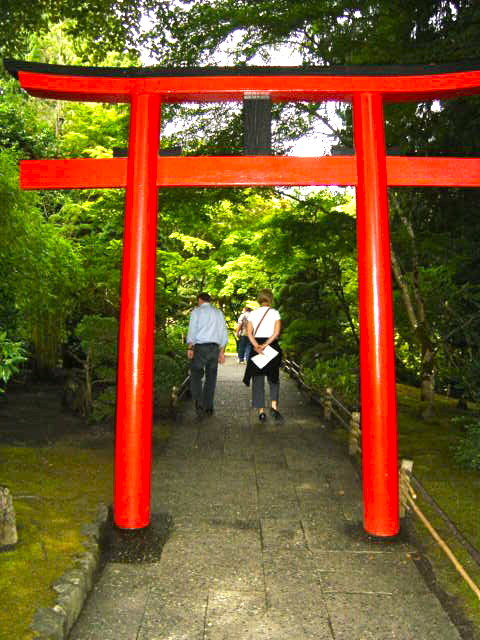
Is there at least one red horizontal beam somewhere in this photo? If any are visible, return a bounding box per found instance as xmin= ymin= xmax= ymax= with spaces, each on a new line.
xmin=20 ymin=158 xmax=128 ymax=189
xmin=388 ymin=156 xmax=480 ymax=187
xmin=14 ymin=68 xmax=480 ymax=104
xmin=19 ymin=156 xmax=480 ymax=190
xmin=158 ymin=156 xmax=357 ymax=187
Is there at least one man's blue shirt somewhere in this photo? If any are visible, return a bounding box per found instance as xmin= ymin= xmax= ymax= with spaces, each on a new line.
xmin=187 ymin=302 xmax=228 ymax=347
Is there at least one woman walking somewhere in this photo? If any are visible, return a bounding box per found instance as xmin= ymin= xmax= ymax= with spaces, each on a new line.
xmin=243 ymin=289 xmax=283 ymax=422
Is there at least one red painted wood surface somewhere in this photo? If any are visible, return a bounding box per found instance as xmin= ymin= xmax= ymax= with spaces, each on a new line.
xmin=114 ymin=93 xmax=161 ymax=529
xmin=353 ymin=93 xmax=399 ymax=536
xmin=19 ymin=155 xmax=480 ymax=189
xmin=14 ymin=66 xmax=480 ymax=104
xmin=7 ymin=59 xmax=480 ymax=536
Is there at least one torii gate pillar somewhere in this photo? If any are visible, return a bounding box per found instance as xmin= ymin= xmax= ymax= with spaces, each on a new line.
xmin=115 ymin=93 xmax=161 ymax=528
xmin=354 ymin=92 xmax=398 ymax=534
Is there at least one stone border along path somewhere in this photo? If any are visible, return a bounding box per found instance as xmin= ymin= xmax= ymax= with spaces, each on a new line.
xmin=61 ymin=356 xmax=462 ymax=640
xmin=31 ymin=503 xmax=109 ymax=640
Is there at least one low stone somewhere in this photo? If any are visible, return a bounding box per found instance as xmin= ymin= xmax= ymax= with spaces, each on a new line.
xmin=56 ymin=582 xmax=85 ymax=633
xmin=95 ymin=502 xmax=109 ymax=526
xmin=0 ymin=485 xmax=18 ymax=548
xmin=81 ymin=539 xmax=100 ymax=560
xmin=53 ymin=568 xmax=87 ymax=595
xmin=80 ymin=522 xmax=101 ymax=540
xmin=31 ymin=501 xmax=109 ymax=639
xmin=75 ymin=550 xmax=98 ymax=591
xmin=31 ymin=607 xmax=65 ymax=640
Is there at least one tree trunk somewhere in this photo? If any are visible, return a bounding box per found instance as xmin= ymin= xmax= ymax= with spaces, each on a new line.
xmin=420 ymin=337 xmax=436 ymax=418
xmin=390 ymin=195 xmax=437 ymax=414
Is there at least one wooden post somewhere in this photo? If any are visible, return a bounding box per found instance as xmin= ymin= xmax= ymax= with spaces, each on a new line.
xmin=399 ymin=459 xmax=414 ymax=518
xmin=171 ymin=386 xmax=178 ymax=408
xmin=349 ymin=411 xmax=361 ymax=456
xmin=324 ymin=387 xmax=333 ymax=421
xmin=0 ymin=486 xmax=18 ymax=547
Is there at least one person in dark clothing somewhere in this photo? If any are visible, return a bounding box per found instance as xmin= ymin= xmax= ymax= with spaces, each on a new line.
xmin=235 ymin=306 xmax=252 ymax=363
xmin=186 ymin=292 xmax=228 ymax=419
xmin=243 ymin=289 xmax=283 ymax=422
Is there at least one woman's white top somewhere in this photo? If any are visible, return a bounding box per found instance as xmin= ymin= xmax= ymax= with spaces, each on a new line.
xmin=248 ymin=306 xmax=281 ymax=338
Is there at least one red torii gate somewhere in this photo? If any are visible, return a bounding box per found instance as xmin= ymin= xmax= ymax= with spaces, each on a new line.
xmin=5 ymin=59 xmax=480 ymax=537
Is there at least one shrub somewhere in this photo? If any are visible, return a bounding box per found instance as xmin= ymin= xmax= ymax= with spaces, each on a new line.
xmin=453 ymin=417 xmax=480 ymax=471
xmin=71 ymin=315 xmax=187 ymax=422
xmin=303 ymin=353 xmax=360 ymax=408
xmin=153 ymin=353 xmax=186 ymax=413
xmin=75 ymin=315 xmax=118 ymax=372
xmin=71 ymin=315 xmax=118 ymax=421
xmin=0 ymin=331 xmax=26 ymax=391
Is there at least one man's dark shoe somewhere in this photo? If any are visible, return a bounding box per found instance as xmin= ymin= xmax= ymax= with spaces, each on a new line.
xmin=271 ymin=409 xmax=283 ymax=422
xmin=205 ymin=408 xmax=214 ymax=416
xmin=195 ymin=403 xmax=205 ymax=421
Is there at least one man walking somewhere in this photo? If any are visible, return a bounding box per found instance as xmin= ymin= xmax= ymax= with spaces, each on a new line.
xmin=186 ymin=292 xmax=228 ymax=419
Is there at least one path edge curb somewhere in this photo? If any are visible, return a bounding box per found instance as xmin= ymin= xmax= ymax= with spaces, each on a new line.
xmin=30 ymin=502 xmax=109 ymax=640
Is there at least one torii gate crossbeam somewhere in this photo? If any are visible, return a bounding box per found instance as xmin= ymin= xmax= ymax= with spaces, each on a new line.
xmin=5 ymin=59 xmax=480 ymax=537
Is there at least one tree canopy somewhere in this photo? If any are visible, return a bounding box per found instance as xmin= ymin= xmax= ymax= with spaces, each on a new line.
xmin=0 ymin=2 xmax=479 ymax=430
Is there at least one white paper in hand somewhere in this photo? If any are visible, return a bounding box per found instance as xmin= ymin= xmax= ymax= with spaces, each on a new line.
xmin=251 ymin=345 xmax=278 ymax=369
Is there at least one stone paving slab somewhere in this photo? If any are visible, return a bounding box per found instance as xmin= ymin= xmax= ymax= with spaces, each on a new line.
xmin=325 ymin=592 xmax=460 ymax=640
xmin=69 ymin=357 xmax=462 ymax=640
xmin=314 ymin=549 xmax=432 ymax=594
xmin=205 ymin=590 xmax=267 ymax=640
xmin=137 ymin=592 xmax=208 ymax=640
xmin=266 ymin=587 xmax=333 ymax=639
xmin=69 ymin=564 xmax=156 ymax=640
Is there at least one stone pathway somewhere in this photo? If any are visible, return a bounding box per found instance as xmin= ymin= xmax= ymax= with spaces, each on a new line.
xmin=69 ymin=356 xmax=461 ymax=639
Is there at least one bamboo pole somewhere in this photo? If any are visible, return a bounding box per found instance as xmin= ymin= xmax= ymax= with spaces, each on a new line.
xmin=407 ymin=495 xmax=480 ymax=601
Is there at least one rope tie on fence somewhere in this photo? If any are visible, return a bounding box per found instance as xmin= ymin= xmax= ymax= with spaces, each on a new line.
xmin=349 ymin=411 xmax=361 ymax=456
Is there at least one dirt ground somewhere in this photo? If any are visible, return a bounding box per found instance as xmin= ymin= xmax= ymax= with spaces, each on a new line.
xmin=0 ymin=377 xmax=112 ymax=447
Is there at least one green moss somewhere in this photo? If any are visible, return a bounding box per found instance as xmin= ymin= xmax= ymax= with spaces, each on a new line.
xmin=0 ymin=416 xmax=173 ymax=640
xmin=0 ymin=443 xmax=114 ymax=639
xmin=396 ymin=384 xmax=480 ymax=637
xmin=1 ymin=452 xmax=101 ymax=636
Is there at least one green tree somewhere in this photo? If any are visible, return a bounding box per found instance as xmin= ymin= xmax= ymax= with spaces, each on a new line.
xmin=0 ymin=1 xmax=145 ymax=60
xmin=141 ymin=0 xmax=480 ymax=67
xmin=138 ymin=0 xmax=480 ymax=410
xmin=0 ymin=150 xmax=82 ymax=376
xmin=258 ymin=188 xmax=358 ymax=366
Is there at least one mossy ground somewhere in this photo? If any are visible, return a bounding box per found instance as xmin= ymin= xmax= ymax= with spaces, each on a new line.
xmin=396 ymin=384 xmax=480 ymax=638
xmin=0 ymin=443 xmax=114 ymax=640
xmin=0 ymin=381 xmax=172 ymax=640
